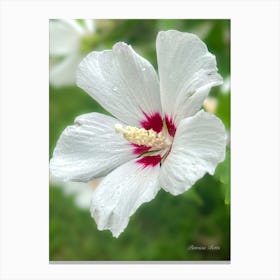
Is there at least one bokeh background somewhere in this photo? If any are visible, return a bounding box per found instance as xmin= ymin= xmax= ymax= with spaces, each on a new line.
xmin=49 ymin=19 xmax=230 ymax=261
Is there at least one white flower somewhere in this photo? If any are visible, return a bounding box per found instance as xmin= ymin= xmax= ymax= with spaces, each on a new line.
xmin=50 ymin=174 xmax=101 ymax=210
xmin=49 ymin=19 xmax=95 ymax=87
xmin=50 ymin=30 xmax=227 ymax=237
xmin=221 ymin=76 xmax=230 ymax=94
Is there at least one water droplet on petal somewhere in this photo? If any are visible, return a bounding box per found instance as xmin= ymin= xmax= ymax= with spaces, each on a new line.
xmin=112 ymin=86 xmax=118 ymax=92
xmin=141 ymin=67 xmax=146 ymax=71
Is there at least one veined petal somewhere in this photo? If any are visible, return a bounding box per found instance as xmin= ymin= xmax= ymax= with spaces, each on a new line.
xmin=160 ymin=110 xmax=226 ymax=196
xmin=156 ymin=30 xmax=223 ymax=126
xmin=91 ymin=159 xmax=161 ymax=237
xmin=50 ymin=113 xmax=136 ymax=182
xmin=50 ymin=54 xmax=82 ymax=87
xmin=49 ymin=20 xmax=82 ymax=56
xmin=76 ymin=42 xmax=162 ymax=127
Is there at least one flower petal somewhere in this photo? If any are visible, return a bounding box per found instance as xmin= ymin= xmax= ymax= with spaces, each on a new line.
xmin=156 ymin=30 xmax=223 ymax=125
xmin=76 ymin=42 xmax=161 ymax=127
xmin=91 ymin=159 xmax=161 ymax=237
xmin=83 ymin=19 xmax=95 ymax=33
xmin=50 ymin=54 xmax=82 ymax=87
xmin=50 ymin=113 xmax=136 ymax=182
xmin=49 ymin=20 xmax=82 ymax=56
xmin=160 ymin=110 xmax=226 ymax=196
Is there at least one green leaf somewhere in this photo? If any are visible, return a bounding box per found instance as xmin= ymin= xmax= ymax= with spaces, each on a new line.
xmin=216 ymin=91 xmax=230 ymax=130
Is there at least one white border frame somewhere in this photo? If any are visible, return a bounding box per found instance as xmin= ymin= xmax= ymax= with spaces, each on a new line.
xmin=1 ymin=0 xmax=279 ymax=279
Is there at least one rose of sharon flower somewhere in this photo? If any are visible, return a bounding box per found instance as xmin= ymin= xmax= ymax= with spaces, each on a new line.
xmin=50 ymin=30 xmax=226 ymax=237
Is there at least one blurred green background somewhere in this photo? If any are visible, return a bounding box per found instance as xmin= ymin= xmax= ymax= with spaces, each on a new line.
xmin=49 ymin=19 xmax=230 ymax=261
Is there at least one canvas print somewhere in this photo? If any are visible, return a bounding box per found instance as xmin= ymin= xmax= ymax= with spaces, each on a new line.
xmin=49 ymin=19 xmax=230 ymax=261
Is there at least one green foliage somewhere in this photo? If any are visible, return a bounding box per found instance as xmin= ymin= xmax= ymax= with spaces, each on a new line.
xmin=50 ymin=174 xmax=230 ymax=260
xmin=216 ymin=92 xmax=231 ymax=130
xmin=215 ymin=149 xmax=231 ymax=205
xmin=49 ymin=19 xmax=230 ymax=261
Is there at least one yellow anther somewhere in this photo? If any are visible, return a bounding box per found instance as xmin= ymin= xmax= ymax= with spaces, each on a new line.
xmin=115 ymin=124 xmax=168 ymax=149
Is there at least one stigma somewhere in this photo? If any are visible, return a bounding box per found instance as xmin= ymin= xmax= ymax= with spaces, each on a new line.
xmin=115 ymin=124 xmax=170 ymax=150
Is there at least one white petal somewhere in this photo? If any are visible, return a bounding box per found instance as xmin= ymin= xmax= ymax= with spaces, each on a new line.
xmin=160 ymin=110 xmax=226 ymax=196
xmin=62 ymin=19 xmax=86 ymax=35
xmin=77 ymin=42 xmax=161 ymax=127
xmin=50 ymin=174 xmax=101 ymax=210
xmin=74 ymin=186 xmax=94 ymax=210
xmin=49 ymin=54 xmax=82 ymax=87
xmin=156 ymin=30 xmax=223 ymax=125
xmin=50 ymin=113 xmax=136 ymax=182
xmin=91 ymin=159 xmax=161 ymax=237
xmin=49 ymin=20 xmax=81 ymax=56
xmin=83 ymin=19 xmax=95 ymax=33
xmin=221 ymin=76 xmax=230 ymax=94
xmin=54 ymin=181 xmax=93 ymax=209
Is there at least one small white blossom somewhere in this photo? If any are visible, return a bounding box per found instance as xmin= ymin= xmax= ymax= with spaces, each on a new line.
xmin=49 ymin=19 xmax=95 ymax=87
xmin=50 ymin=30 xmax=226 ymax=237
xmin=221 ymin=76 xmax=230 ymax=94
xmin=50 ymin=175 xmax=101 ymax=210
